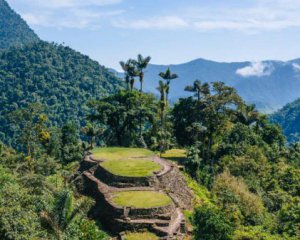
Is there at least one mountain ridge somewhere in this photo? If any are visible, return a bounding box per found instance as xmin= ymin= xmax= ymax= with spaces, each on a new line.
xmin=0 ymin=0 xmax=39 ymax=50
xmin=112 ymin=57 xmax=300 ymax=113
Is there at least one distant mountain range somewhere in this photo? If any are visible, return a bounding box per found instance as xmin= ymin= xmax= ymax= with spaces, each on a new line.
xmin=0 ymin=0 xmax=39 ymax=50
xmin=113 ymin=58 xmax=300 ymax=113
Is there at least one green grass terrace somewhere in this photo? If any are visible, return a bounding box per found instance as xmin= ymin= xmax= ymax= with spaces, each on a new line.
xmin=92 ymin=147 xmax=161 ymax=177
xmin=123 ymin=231 xmax=159 ymax=240
xmin=111 ymin=191 xmax=172 ymax=208
xmin=92 ymin=147 xmax=154 ymax=161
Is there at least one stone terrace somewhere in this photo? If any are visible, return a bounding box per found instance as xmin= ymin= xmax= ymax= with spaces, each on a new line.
xmin=76 ymin=148 xmax=194 ymax=240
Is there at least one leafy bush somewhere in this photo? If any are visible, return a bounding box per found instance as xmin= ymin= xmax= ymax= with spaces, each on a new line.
xmin=192 ymin=205 xmax=234 ymax=240
xmin=213 ymin=170 xmax=265 ymax=225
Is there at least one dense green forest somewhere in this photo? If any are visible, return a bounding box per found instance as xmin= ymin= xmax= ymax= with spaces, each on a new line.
xmin=271 ymin=98 xmax=300 ymax=142
xmin=0 ymin=41 xmax=124 ymax=147
xmin=1 ymin=54 xmax=299 ymax=239
xmin=0 ymin=0 xmax=39 ymax=50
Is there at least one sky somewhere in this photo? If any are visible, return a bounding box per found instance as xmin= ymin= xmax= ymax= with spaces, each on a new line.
xmin=6 ymin=0 xmax=300 ymax=70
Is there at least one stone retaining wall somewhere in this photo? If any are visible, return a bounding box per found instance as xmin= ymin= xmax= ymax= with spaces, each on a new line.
xmin=76 ymin=153 xmax=192 ymax=238
xmin=82 ymin=172 xmax=175 ymax=221
xmin=158 ymin=166 xmax=194 ymax=210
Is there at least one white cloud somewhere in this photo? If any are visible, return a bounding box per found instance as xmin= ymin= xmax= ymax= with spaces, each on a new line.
xmin=26 ymin=0 xmax=122 ymax=8
xmin=23 ymin=8 xmax=124 ymax=29
xmin=236 ymin=62 xmax=274 ymax=77
xmin=113 ymin=16 xmax=188 ymax=30
xmin=10 ymin=0 xmax=300 ymax=31
xmin=112 ymin=0 xmax=300 ymax=32
xmin=292 ymin=63 xmax=300 ymax=72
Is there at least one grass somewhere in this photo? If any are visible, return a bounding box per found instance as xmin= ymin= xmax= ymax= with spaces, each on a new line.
xmin=161 ymin=149 xmax=187 ymax=164
xmin=111 ymin=191 xmax=172 ymax=208
xmin=183 ymin=173 xmax=213 ymax=206
xmin=124 ymin=232 xmax=158 ymax=240
xmin=92 ymin=147 xmax=154 ymax=161
xmin=101 ymin=158 xmax=161 ymax=177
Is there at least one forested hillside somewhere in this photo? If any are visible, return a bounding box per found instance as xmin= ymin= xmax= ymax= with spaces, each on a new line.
xmin=0 ymin=0 xmax=39 ymax=50
xmin=0 ymin=41 xmax=124 ymax=146
xmin=271 ymin=98 xmax=300 ymax=142
xmin=0 ymin=54 xmax=299 ymax=239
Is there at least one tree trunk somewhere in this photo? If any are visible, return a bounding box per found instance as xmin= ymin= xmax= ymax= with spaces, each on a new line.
xmin=140 ymin=75 xmax=143 ymax=93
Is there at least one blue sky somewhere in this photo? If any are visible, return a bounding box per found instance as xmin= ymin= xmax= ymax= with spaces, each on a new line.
xmin=6 ymin=0 xmax=300 ymax=70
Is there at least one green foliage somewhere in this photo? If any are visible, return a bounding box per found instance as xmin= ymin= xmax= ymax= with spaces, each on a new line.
xmin=88 ymin=90 xmax=157 ymax=147
xmin=213 ymin=170 xmax=265 ymax=225
xmin=0 ymin=130 xmax=108 ymax=239
xmin=8 ymin=103 xmax=50 ymax=158
xmin=192 ymin=205 xmax=234 ymax=240
xmin=0 ymin=0 xmax=39 ymax=50
xmin=278 ymin=197 xmax=300 ymax=237
xmin=172 ymin=81 xmax=299 ymax=239
xmin=40 ymin=190 xmax=94 ymax=239
xmin=0 ymin=41 xmax=124 ymax=147
xmin=271 ymin=97 xmax=300 ymax=142
xmin=233 ymin=226 xmax=294 ymax=240
xmin=0 ymin=166 xmax=46 ymax=239
xmin=61 ymin=122 xmax=83 ymax=164
xmin=183 ymin=173 xmax=212 ymax=206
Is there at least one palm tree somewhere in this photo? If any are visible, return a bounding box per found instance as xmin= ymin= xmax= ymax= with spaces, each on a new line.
xmin=41 ymin=190 xmax=91 ymax=240
xmin=185 ymin=80 xmax=202 ymax=100
xmin=135 ymin=54 xmax=151 ymax=92
xmin=81 ymin=122 xmax=104 ymax=150
xmin=237 ymin=104 xmax=260 ymax=126
xmin=119 ymin=60 xmax=131 ymax=90
xmin=157 ymin=80 xmax=168 ymax=156
xmin=185 ymin=80 xmax=210 ymax=100
xmin=159 ymin=68 xmax=178 ymax=101
xmin=120 ymin=59 xmax=138 ymax=91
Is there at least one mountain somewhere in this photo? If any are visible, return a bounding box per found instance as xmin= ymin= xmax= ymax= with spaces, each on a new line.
xmin=0 ymin=41 xmax=124 ymax=145
xmin=270 ymin=98 xmax=300 ymax=142
xmin=125 ymin=58 xmax=300 ymax=113
xmin=0 ymin=0 xmax=39 ymax=50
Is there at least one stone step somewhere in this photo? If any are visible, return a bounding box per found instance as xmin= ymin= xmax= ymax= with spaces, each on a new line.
xmin=168 ymin=208 xmax=183 ymax=235
xmin=116 ymin=218 xmax=170 ymax=227
xmin=152 ymin=225 xmax=169 ymax=237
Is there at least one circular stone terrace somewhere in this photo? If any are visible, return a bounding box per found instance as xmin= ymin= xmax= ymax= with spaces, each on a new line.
xmin=122 ymin=231 xmax=159 ymax=240
xmin=91 ymin=147 xmax=169 ymax=178
xmin=111 ymin=190 xmax=172 ymax=209
xmin=81 ymin=147 xmax=188 ymax=238
xmin=90 ymin=147 xmax=173 ymax=209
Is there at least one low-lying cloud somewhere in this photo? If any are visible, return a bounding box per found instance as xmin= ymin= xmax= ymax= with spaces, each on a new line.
xmin=236 ymin=62 xmax=274 ymax=77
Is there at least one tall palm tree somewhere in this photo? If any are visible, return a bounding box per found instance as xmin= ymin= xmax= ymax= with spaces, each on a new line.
xmin=159 ymin=68 xmax=178 ymax=101
xmin=120 ymin=59 xmax=138 ymax=91
xmin=41 ymin=190 xmax=90 ymax=240
xmin=185 ymin=80 xmax=202 ymax=100
xmin=135 ymin=54 xmax=151 ymax=92
xmin=156 ymin=80 xmax=168 ymax=156
xmin=119 ymin=60 xmax=131 ymax=90
xmin=185 ymin=80 xmax=210 ymax=100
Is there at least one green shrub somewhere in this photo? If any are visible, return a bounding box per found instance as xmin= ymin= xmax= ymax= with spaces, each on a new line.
xmin=192 ymin=205 xmax=234 ymax=240
xmin=213 ymin=169 xmax=265 ymax=225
